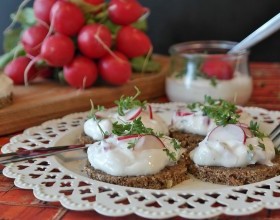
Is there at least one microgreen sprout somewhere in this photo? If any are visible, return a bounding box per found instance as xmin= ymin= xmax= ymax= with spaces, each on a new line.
xmin=188 ymin=95 xmax=240 ymax=126
xmin=115 ymin=86 xmax=146 ymax=116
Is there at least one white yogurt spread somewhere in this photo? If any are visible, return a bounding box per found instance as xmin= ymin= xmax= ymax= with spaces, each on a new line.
xmin=87 ymin=135 xmax=183 ymax=176
xmin=84 ymin=107 xmax=169 ymax=140
xmin=84 ymin=118 xmax=113 ymax=141
xmin=166 ymin=73 xmax=252 ymax=105
xmin=170 ymin=109 xmax=253 ymax=136
xmin=0 ymin=74 xmax=13 ymax=98
xmin=113 ymin=110 xmax=169 ymax=135
xmin=190 ymin=132 xmax=275 ymax=168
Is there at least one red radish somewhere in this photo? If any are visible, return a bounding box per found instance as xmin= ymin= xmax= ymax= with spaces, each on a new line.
xmin=148 ymin=105 xmax=153 ymax=119
xmin=21 ymin=25 xmax=49 ymax=56
xmin=176 ymin=110 xmax=193 ymax=117
xmin=237 ymin=123 xmax=249 ymax=128
xmin=201 ymin=59 xmax=234 ymax=80
xmin=108 ymin=0 xmax=147 ymax=25
xmin=98 ymin=51 xmax=132 ymax=85
xmin=124 ymin=107 xmax=142 ymax=120
xmin=33 ymin=0 xmax=56 ymax=24
xmin=50 ymin=1 xmax=85 ymax=36
xmin=78 ymin=24 xmax=112 ymax=59
xmin=241 ymin=127 xmax=253 ymax=138
xmin=4 ymin=57 xmax=38 ymax=85
xmin=117 ymin=134 xmax=141 ymax=141
xmin=116 ymin=26 xmax=152 ymax=58
xmin=207 ymin=124 xmax=246 ymax=143
xmin=40 ymin=34 xmax=75 ymax=67
xmin=63 ymin=56 xmax=98 ymax=89
xmin=84 ymin=0 xmax=104 ymax=5
xmin=237 ymin=123 xmax=253 ymax=138
xmin=37 ymin=66 xmax=53 ymax=79
xmin=134 ymin=135 xmax=165 ymax=151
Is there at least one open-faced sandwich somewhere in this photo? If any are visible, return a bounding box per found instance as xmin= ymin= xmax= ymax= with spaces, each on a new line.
xmin=79 ymin=87 xmax=169 ymax=144
xmin=188 ymin=112 xmax=279 ymax=186
xmin=0 ymin=74 xmax=13 ymax=109
xmin=81 ymin=88 xmax=188 ymax=189
xmin=169 ymin=96 xmax=253 ymax=152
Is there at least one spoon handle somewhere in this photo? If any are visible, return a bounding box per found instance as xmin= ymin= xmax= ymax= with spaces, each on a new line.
xmin=229 ymin=13 xmax=280 ymax=53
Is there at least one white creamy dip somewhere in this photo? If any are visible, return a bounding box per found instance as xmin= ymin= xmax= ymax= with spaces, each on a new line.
xmin=84 ymin=118 xmax=113 ymax=140
xmin=0 ymin=74 xmax=13 ymax=98
xmin=170 ymin=109 xmax=253 ymax=136
xmin=87 ymin=135 xmax=183 ymax=176
xmin=113 ymin=110 xmax=169 ymax=135
xmin=166 ymin=73 xmax=252 ymax=105
xmin=84 ymin=107 xmax=169 ymax=140
xmin=190 ymin=134 xmax=275 ymax=168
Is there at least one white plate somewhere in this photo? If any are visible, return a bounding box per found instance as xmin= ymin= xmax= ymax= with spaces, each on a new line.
xmin=2 ymin=103 xmax=280 ymax=219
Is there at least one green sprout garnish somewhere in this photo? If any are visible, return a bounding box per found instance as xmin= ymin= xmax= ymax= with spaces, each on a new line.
xmin=248 ymin=144 xmax=254 ymax=151
xmin=115 ymin=86 xmax=146 ymax=116
xmin=88 ymin=100 xmax=108 ymax=138
xmin=112 ymin=117 xmax=181 ymax=161
xmin=249 ymin=121 xmax=267 ymax=140
xmin=163 ymin=148 xmax=177 ymax=161
xmin=187 ymin=95 xmax=240 ymax=126
xmin=258 ymin=142 xmax=266 ymax=151
xmin=88 ymin=99 xmax=105 ymax=120
xmin=112 ymin=117 xmax=154 ymax=136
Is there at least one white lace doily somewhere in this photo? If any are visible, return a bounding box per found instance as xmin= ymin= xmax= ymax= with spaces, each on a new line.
xmin=2 ymin=103 xmax=280 ymax=219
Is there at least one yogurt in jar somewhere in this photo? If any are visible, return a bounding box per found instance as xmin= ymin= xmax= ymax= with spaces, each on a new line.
xmin=166 ymin=72 xmax=252 ymax=105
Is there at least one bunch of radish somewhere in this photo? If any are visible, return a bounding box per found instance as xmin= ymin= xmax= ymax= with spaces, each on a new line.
xmin=2 ymin=0 xmax=159 ymax=88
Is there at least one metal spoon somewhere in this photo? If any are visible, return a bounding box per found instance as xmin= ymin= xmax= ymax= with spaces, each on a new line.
xmin=228 ymin=12 xmax=280 ymax=53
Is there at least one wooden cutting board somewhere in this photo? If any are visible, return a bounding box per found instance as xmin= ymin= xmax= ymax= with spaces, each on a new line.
xmin=0 ymin=55 xmax=169 ymax=136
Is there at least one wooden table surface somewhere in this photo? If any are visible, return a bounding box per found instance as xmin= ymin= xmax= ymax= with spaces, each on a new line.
xmin=0 ymin=62 xmax=279 ymax=220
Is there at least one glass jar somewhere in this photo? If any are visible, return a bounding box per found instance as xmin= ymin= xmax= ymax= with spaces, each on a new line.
xmin=166 ymin=40 xmax=253 ymax=105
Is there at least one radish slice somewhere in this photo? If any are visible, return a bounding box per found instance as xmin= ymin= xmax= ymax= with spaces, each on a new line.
xmin=237 ymin=123 xmax=249 ymax=128
xmin=241 ymin=127 xmax=253 ymax=138
xmin=95 ymin=111 xmax=108 ymax=118
xmin=148 ymin=105 xmax=153 ymax=120
xmin=208 ymin=124 xmax=246 ymax=143
xmin=176 ymin=109 xmax=193 ymax=117
xmin=135 ymin=135 xmax=165 ymax=151
xmin=124 ymin=107 xmax=142 ymax=120
xmin=117 ymin=134 xmax=141 ymax=141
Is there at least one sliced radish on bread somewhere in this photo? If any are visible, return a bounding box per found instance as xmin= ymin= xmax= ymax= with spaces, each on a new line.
xmin=208 ymin=124 xmax=246 ymax=143
xmin=135 ymin=135 xmax=165 ymax=151
xmin=124 ymin=107 xmax=142 ymax=120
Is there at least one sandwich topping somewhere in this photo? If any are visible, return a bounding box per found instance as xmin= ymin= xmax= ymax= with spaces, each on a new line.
xmin=190 ymin=123 xmax=275 ymax=167
xmin=170 ymin=96 xmax=253 ymax=136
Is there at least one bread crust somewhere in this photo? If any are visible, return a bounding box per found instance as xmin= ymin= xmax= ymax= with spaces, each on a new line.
xmin=84 ymin=154 xmax=189 ymax=189
xmin=188 ymin=155 xmax=280 ymax=186
xmin=169 ymin=130 xmax=204 ymax=152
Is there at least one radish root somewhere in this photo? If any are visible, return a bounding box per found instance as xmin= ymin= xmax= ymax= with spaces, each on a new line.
xmin=4 ymin=0 xmax=32 ymax=33
xmin=94 ymin=25 xmax=125 ymax=63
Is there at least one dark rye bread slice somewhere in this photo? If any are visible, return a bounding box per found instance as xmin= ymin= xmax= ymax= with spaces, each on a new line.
xmin=79 ymin=133 xmax=189 ymax=189
xmin=188 ymin=155 xmax=280 ymax=186
xmin=0 ymin=93 xmax=13 ymax=109
xmin=169 ymin=130 xmax=204 ymax=152
xmin=84 ymin=153 xmax=189 ymax=189
xmin=78 ymin=132 xmax=95 ymax=145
